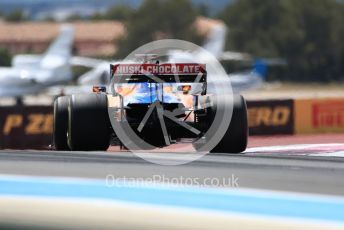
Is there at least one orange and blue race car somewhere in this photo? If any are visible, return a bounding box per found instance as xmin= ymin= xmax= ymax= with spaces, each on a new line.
xmin=53 ymin=59 xmax=248 ymax=153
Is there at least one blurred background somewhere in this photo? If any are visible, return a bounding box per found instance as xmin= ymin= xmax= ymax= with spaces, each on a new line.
xmin=0 ymin=0 xmax=343 ymax=149
xmin=0 ymin=0 xmax=343 ymax=81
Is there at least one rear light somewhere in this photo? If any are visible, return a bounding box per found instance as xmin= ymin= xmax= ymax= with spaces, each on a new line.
xmin=92 ymin=86 xmax=106 ymax=93
xmin=178 ymin=85 xmax=192 ymax=94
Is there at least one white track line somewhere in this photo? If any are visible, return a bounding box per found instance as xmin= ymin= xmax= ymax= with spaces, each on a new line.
xmin=245 ymin=143 xmax=344 ymax=157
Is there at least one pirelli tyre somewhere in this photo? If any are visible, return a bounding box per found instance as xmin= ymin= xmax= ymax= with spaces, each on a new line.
xmin=53 ymin=96 xmax=70 ymax=150
xmin=211 ymin=94 xmax=248 ymax=153
xmin=68 ymin=94 xmax=110 ymax=151
xmin=194 ymin=95 xmax=248 ymax=153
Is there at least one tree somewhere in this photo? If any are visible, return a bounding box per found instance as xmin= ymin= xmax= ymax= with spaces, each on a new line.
xmin=115 ymin=0 xmax=203 ymax=58
xmin=65 ymin=14 xmax=84 ymax=22
xmin=196 ymin=3 xmax=210 ymax=17
xmin=0 ymin=48 xmax=12 ymax=66
xmin=91 ymin=5 xmax=133 ymax=21
xmin=5 ymin=9 xmax=27 ymax=22
xmin=219 ymin=0 xmax=344 ymax=82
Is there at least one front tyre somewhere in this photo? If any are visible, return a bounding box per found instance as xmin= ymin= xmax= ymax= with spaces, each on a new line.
xmin=68 ymin=94 xmax=110 ymax=151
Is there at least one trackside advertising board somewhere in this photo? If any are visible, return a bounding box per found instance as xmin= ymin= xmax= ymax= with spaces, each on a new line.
xmin=294 ymin=98 xmax=344 ymax=134
xmin=247 ymin=100 xmax=294 ymax=135
xmin=1 ymin=98 xmax=343 ymax=149
xmin=0 ymin=106 xmax=53 ymax=149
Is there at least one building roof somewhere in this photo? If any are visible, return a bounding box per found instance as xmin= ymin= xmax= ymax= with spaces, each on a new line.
xmin=0 ymin=17 xmax=224 ymax=56
xmin=0 ymin=21 xmax=125 ymax=43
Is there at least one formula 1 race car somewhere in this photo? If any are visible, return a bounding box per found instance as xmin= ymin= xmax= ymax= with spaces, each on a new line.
xmin=53 ymin=60 xmax=248 ymax=153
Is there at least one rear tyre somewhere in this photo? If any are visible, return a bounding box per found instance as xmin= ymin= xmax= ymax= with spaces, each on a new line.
xmin=53 ymin=96 xmax=70 ymax=150
xmin=210 ymin=95 xmax=248 ymax=153
xmin=68 ymin=94 xmax=110 ymax=151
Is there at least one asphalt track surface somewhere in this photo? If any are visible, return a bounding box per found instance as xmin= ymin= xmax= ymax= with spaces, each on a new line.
xmin=1 ymin=139 xmax=344 ymax=196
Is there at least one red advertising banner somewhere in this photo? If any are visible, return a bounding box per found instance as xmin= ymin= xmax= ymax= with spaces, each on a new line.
xmin=295 ymin=99 xmax=344 ymax=134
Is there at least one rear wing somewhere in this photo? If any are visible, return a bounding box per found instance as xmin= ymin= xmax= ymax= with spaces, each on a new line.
xmin=110 ymin=63 xmax=206 ymax=83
